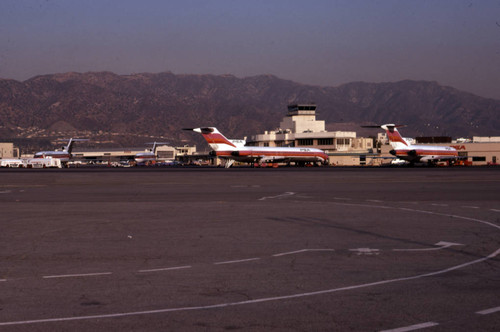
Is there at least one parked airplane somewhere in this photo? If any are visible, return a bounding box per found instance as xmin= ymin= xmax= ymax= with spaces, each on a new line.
xmin=184 ymin=127 xmax=329 ymax=167
xmin=134 ymin=142 xmax=169 ymax=164
xmin=363 ymin=124 xmax=459 ymax=165
xmin=34 ymin=138 xmax=88 ymax=165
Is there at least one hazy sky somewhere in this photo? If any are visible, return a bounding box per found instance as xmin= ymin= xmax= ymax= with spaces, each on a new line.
xmin=1 ymin=0 xmax=499 ymax=99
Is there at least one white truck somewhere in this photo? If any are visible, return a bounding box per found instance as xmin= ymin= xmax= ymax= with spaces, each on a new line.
xmin=26 ymin=157 xmax=63 ymax=168
xmin=0 ymin=159 xmax=26 ymax=168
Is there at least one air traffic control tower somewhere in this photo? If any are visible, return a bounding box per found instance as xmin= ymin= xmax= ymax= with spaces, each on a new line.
xmin=279 ymin=104 xmax=326 ymax=134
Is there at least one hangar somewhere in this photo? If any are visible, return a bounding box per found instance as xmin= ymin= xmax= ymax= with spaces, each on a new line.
xmin=70 ymin=145 xmax=197 ymax=165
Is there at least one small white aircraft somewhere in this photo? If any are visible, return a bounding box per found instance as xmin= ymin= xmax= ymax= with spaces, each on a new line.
xmin=34 ymin=138 xmax=88 ymax=165
xmin=184 ymin=127 xmax=329 ymax=167
xmin=363 ymin=124 xmax=459 ymax=165
xmin=134 ymin=142 xmax=169 ymax=164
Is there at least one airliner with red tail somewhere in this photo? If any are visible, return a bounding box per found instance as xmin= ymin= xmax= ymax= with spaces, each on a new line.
xmin=184 ymin=127 xmax=329 ymax=167
xmin=363 ymin=124 xmax=459 ymax=165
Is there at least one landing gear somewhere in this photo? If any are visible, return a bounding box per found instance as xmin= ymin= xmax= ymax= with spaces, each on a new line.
xmin=223 ymin=159 xmax=235 ymax=168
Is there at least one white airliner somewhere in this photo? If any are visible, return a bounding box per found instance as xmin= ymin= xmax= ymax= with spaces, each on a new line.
xmin=134 ymin=142 xmax=169 ymax=164
xmin=184 ymin=127 xmax=329 ymax=167
xmin=34 ymin=138 xmax=88 ymax=164
xmin=364 ymin=124 xmax=459 ymax=165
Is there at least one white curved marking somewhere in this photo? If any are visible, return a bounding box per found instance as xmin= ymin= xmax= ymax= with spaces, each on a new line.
xmin=258 ymin=192 xmax=295 ymax=201
xmin=2 ymin=248 xmax=498 ymax=327
xmin=1 ymin=204 xmax=498 ymax=327
xmin=273 ymin=249 xmax=335 ymax=257
xmin=42 ymin=272 xmax=112 ymax=279
xmin=380 ymin=321 xmax=439 ymax=332
xmin=476 ymin=306 xmax=500 ymax=315
xmin=138 ymin=266 xmax=191 ymax=273
xmin=214 ymin=258 xmax=260 ymax=265
xmin=397 ymin=207 xmax=500 ymax=231
xmin=393 ymin=241 xmax=463 ymax=252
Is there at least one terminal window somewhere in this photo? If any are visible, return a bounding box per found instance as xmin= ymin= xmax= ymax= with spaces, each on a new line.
xmin=318 ymin=138 xmax=334 ymax=145
xmin=337 ymin=138 xmax=351 ymax=146
xmin=297 ymin=139 xmax=313 ymax=146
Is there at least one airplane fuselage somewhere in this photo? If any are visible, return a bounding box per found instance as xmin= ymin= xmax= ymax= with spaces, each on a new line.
xmin=34 ymin=151 xmax=71 ymax=163
xmin=134 ymin=152 xmax=156 ymax=163
xmin=215 ymin=146 xmax=329 ymax=164
xmin=390 ymin=145 xmax=458 ymax=163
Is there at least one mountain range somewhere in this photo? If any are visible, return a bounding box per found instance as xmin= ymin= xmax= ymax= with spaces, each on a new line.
xmin=1 ymin=71 xmax=499 ymax=152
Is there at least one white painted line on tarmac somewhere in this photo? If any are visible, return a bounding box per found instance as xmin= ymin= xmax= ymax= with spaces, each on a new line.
xmin=333 ymin=197 xmax=352 ymax=200
xmin=258 ymin=192 xmax=295 ymax=201
xmin=431 ymin=203 xmax=448 ymax=207
xmin=476 ymin=306 xmax=500 ymax=315
xmin=366 ymin=199 xmax=383 ymax=203
xmin=490 ymin=209 xmax=500 ymax=213
xmin=42 ymin=272 xmax=112 ymax=279
xmin=1 ymin=205 xmax=499 ymax=327
xmin=0 ymin=279 xmax=6 ymax=282
xmin=214 ymin=258 xmax=260 ymax=265
xmin=463 ymin=206 xmax=479 ymax=209
xmin=379 ymin=321 xmax=439 ymax=332
xmin=273 ymin=249 xmax=308 ymax=256
xmin=273 ymin=249 xmax=335 ymax=257
xmin=397 ymin=207 xmax=500 ymax=231
xmin=138 ymin=266 xmax=192 ymax=273
xmin=1 ymin=247 xmax=498 ymax=327
xmin=350 ymin=248 xmax=380 ymax=255
xmin=393 ymin=241 xmax=463 ymax=252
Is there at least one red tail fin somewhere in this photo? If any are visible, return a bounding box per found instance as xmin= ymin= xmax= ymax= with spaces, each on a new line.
xmin=381 ymin=124 xmax=408 ymax=146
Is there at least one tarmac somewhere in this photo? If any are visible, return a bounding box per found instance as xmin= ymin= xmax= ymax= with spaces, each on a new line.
xmin=0 ymin=167 xmax=499 ymax=331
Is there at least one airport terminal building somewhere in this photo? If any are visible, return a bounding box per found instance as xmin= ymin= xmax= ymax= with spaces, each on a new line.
xmin=246 ymin=104 xmax=500 ymax=166
xmin=0 ymin=143 xmax=19 ymax=159
xmin=246 ymin=104 xmax=375 ymax=165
